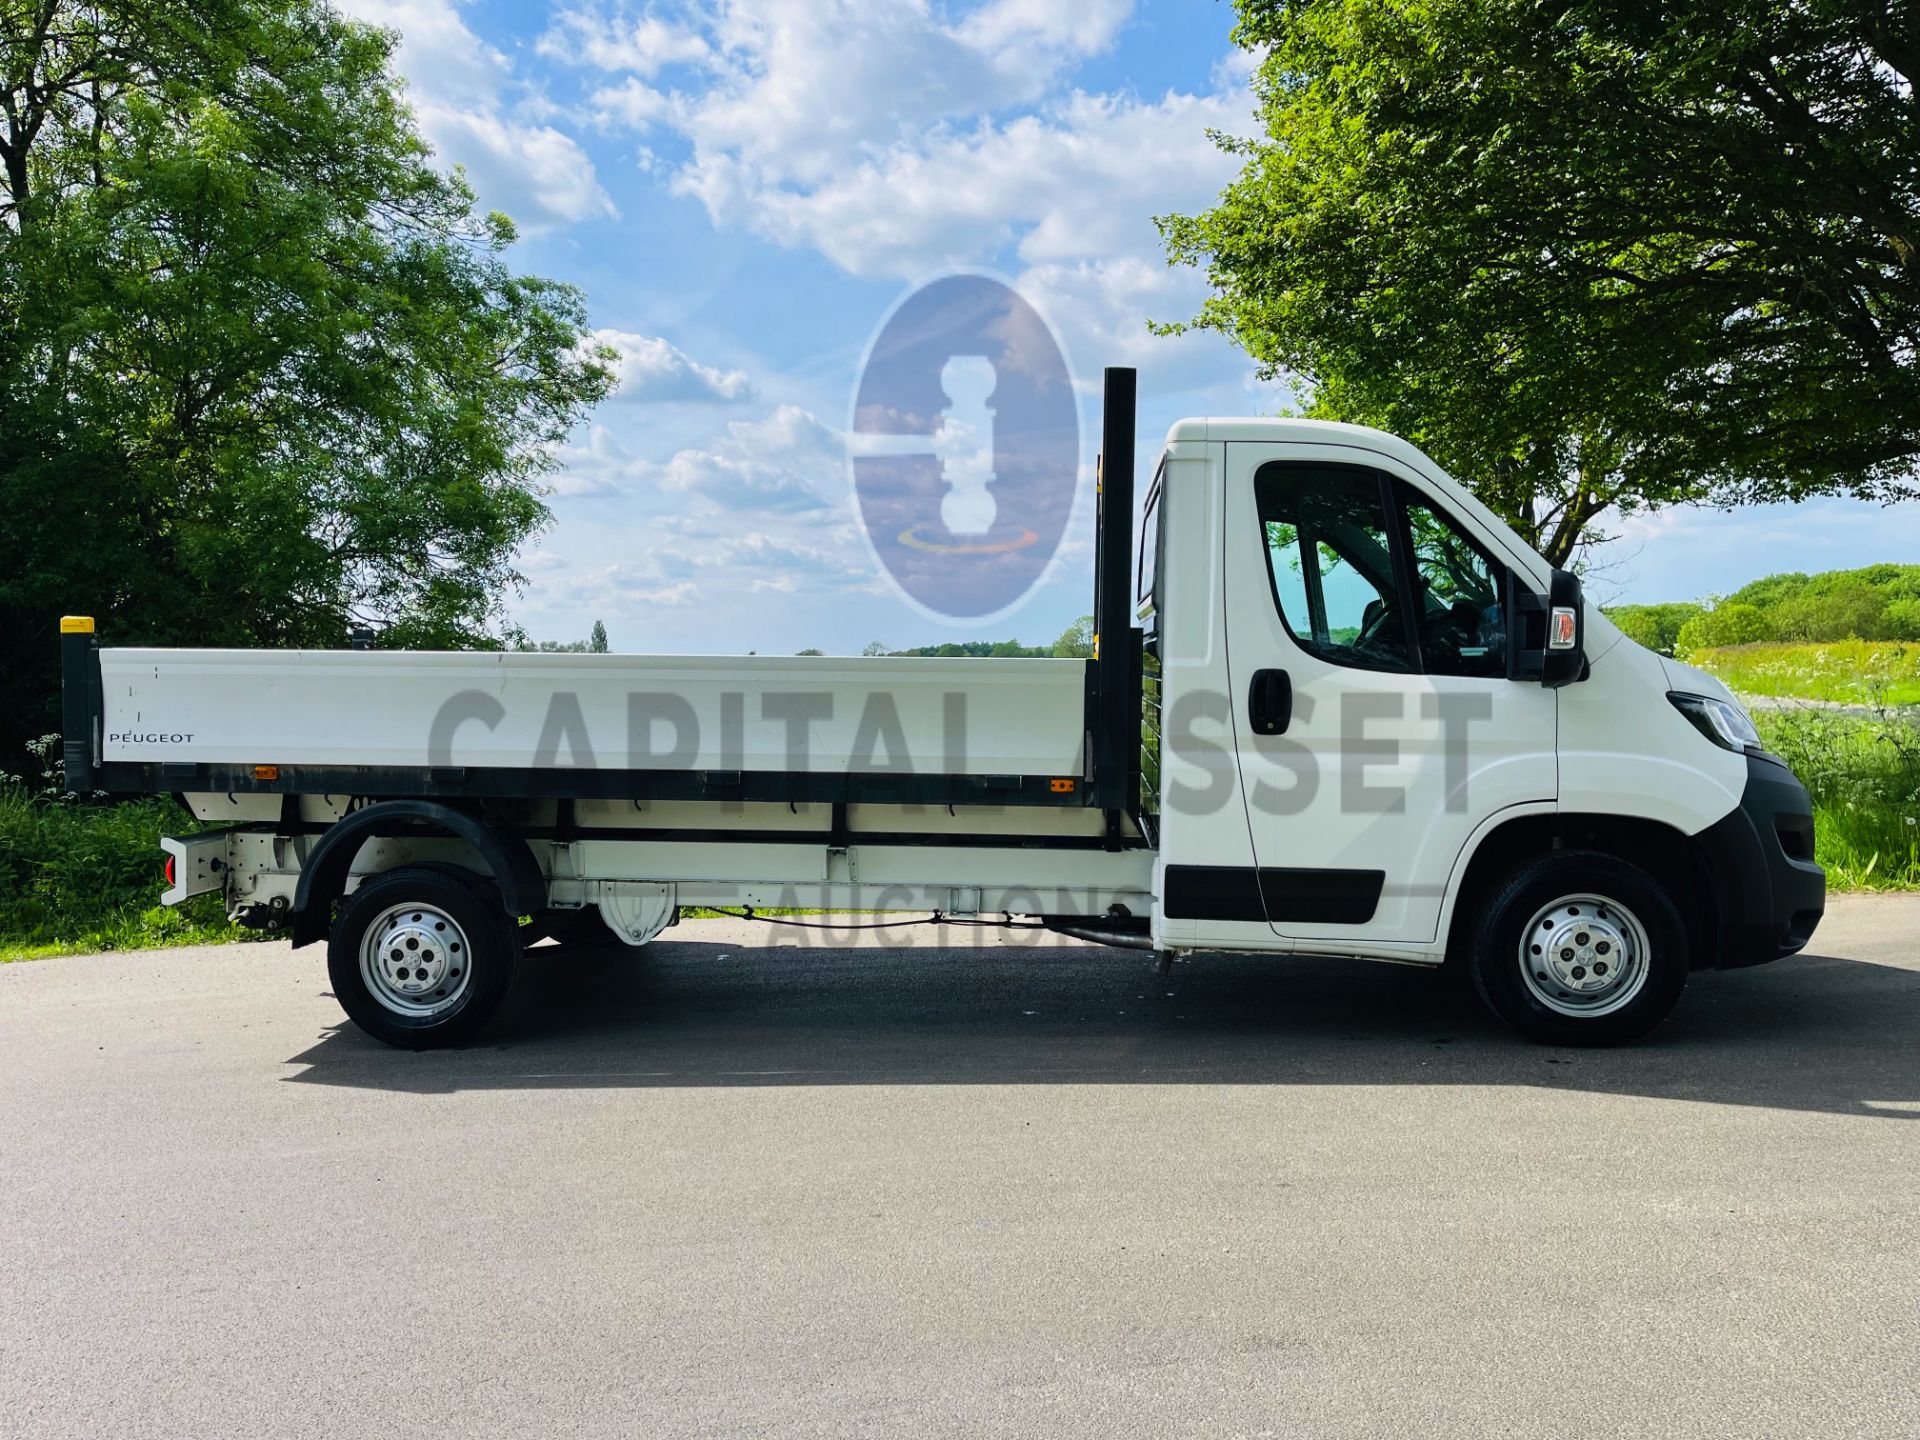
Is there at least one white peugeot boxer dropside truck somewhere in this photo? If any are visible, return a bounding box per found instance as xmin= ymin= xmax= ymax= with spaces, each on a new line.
xmin=60 ymin=370 xmax=1824 ymax=1049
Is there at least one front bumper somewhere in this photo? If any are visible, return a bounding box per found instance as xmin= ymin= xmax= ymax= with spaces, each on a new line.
xmin=1693 ymin=752 xmax=1826 ymax=968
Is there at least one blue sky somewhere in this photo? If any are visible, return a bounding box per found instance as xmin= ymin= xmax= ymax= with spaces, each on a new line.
xmin=342 ymin=0 xmax=1920 ymax=650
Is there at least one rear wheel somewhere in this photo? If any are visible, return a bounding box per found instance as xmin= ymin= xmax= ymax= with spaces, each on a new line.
xmin=328 ymin=866 xmax=518 ymax=1048
xmin=1470 ymin=850 xmax=1689 ymax=1046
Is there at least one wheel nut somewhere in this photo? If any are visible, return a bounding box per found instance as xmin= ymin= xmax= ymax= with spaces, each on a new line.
xmin=1571 ymin=965 xmax=1586 ymax=979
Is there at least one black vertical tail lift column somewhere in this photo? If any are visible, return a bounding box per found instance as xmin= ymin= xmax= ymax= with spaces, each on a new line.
xmin=1090 ymin=366 xmax=1143 ymax=843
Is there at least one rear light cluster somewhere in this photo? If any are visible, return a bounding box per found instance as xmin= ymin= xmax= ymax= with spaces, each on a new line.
xmin=164 ymin=854 xmax=176 ymax=888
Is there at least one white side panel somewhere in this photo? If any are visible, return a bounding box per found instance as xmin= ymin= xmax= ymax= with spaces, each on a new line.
xmin=100 ymin=651 xmax=1088 ymax=777
xmin=1557 ymin=640 xmax=1746 ymax=834
xmin=1148 ymin=440 xmax=1288 ymax=953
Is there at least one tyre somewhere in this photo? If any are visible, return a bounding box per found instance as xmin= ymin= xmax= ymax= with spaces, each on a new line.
xmin=327 ymin=866 xmax=519 ymax=1049
xmin=1468 ymin=850 xmax=1689 ymax=1046
xmin=413 ymin=861 xmax=547 ymax=943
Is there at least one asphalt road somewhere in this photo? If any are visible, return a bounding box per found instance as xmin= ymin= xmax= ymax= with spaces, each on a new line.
xmin=3 ymin=898 xmax=1917 ymax=1439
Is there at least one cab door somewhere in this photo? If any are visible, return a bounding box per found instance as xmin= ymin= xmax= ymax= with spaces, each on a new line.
xmin=1220 ymin=443 xmax=1556 ymax=947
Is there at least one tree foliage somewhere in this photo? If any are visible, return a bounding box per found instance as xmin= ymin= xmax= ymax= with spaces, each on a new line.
xmin=1677 ymin=603 xmax=1778 ymax=656
xmin=1728 ymin=562 xmax=1920 ymax=640
xmin=1605 ymin=602 xmax=1706 ymax=657
xmin=0 ymin=0 xmax=614 ymax=754
xmin=1160 ymin=0 xmax=1920 ymax=564
xmin=1050 ymin=614 xmax=1094 ymax=658
xmin=1622 ymin=564 xmax=1920 ymax=653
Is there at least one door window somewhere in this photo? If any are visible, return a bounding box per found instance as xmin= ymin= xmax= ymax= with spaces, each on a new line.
xmin=1398 ymin=485 xmax=1508 ymax=678
xmin=1254 ymin=464 xmax=1413 ymax=673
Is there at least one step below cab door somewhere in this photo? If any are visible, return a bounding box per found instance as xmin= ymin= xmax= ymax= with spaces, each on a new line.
xmin=1220 ymin=441 xmax=1557 ymax=948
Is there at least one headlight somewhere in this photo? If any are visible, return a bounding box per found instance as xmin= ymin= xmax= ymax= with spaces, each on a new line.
xmin=1668 ymin=692 xmax=1763 ymax=753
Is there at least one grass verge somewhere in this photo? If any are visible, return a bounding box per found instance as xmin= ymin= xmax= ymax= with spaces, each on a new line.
xmin=1692 ymin=641 xmax=1920 ymax=705
xmin=1751 ymin=708 xmax=1920 ymax=890
xmin=0 ymin=789 xmax=259 ymax=962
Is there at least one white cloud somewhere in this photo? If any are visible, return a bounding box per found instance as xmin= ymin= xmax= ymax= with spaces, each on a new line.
xmin=536 ymin=1 xmax=1258 ymax=392
xmin=337 ymin=0 xmax=508 ymax=106
xmin=548 ymin=0 xmax=1137 ymax=170
xmin=540 ymin=8 xmax=711 ymax=75
xmin=545 ymin=426 xmax=630 ymax=497
xmin=623 ymin=579 xmax=703 ymax=606
xmin=589 ymin=76 xmax=673 ymax=132
xmin=548 ymin=405 xmax=846 ymax=514
xmin=683 ymin=87 xmax=1249 ymax=279
xmin=954 ymin=0 xmax=1132 ymax=54
xmin=592 ymin=329 xmax=756 ymax=403
xmin=415 ymin=104 xmax=616 ymax=227
xmin=336 ymin=0 xmax=614 ymax=230
xmin=693 ymin=533 xmax=846 ymax=573
xmin=541 ymin=564 xmax=705 ymax=613
xmin=647 ymin=406 xmax=841 ymax=511
xmin=651 ymin=449 xmax=829 ymax=511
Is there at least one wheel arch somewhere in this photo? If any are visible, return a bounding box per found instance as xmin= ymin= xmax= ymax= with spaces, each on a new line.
xmin=290 ymin=801 xmax=546 ymax=949
xmin=1442 ymin=811 xmax=1718 ymax=972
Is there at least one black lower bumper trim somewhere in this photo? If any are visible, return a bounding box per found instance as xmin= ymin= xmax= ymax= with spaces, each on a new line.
xmin=1163 ymin=865 xmax=1385 ymax=924
xmin=1694 ymin=752 xmax=1826 ymax=969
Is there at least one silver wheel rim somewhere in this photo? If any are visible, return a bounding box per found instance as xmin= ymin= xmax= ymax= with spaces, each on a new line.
xmin=359 ymin=902 xmax=473 ymax=1019
xmin=1517 ymin=893 xmax=1652 ymax=1019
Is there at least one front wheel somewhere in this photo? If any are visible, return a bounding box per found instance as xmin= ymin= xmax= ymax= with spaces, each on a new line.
xmin=1469 ymin=851 xmax=1689 ymax=1046
xmin=327 ymin=866 xmax=518 ymax=1048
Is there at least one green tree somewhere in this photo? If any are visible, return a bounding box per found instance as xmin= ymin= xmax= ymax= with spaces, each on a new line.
xmin=589 ymin=620 xmax=609 ymax=653
xmin=1886 ymin=599 xmax=1920 ymax=641
xmin=1606 ymin=603 xmax=1705 ymax=658
xmin=1770 ymin=581 xmax=1890 ymax=642
xmin=1159 ymin=0 xmax=1920 ymax=564
xmin=1051 ymin=615 xmax=1094 ymax=658
xmin=0 ymin=0 xmax=614 ymax=755
xmin=1676 ymin=604 xmax=1777 ymax=657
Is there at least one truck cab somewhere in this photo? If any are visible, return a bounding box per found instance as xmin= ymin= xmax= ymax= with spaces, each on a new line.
xmin=1141 ymin=417 xmax=1824 ymax=1038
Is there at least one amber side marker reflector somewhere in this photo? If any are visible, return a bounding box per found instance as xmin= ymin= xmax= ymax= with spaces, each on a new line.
xmin=253 ymin=765 xmax=280 ymax=781
xmin=1050 ymin=778 xmax=1076 ymax=793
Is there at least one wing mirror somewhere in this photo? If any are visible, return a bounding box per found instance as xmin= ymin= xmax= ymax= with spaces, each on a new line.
xmin=1541 ymin=568 xmax=1585 ymax=687
xmin=1507 ymin=567 xmax=1586 ymax=687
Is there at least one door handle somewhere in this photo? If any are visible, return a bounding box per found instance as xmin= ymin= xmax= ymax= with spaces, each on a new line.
xmin=1248 ymin=668 xmax=1292 ymax=736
